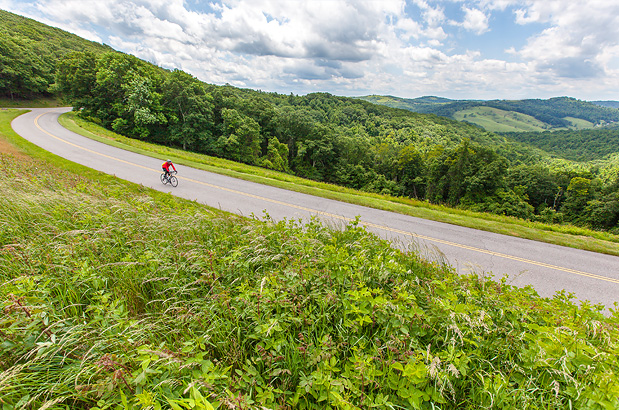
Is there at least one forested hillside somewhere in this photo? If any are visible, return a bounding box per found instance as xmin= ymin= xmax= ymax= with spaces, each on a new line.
xmin=433 ymin=97 xmax=619 ymax=128
xmin=4 ymin=9 xmax=619 ymax=232
xmin=503 ymin=129 xmax=619 ymax=162
xmin=0 ymin=9 xmax=112 ymax=99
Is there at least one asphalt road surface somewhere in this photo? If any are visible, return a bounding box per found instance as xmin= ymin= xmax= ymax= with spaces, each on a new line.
xmin=10 ymin=107 xmax=619 ymax=311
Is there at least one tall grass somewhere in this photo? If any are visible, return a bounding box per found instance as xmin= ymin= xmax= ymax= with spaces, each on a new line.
xmin=1 ymin=152 xmax=618 ymax=409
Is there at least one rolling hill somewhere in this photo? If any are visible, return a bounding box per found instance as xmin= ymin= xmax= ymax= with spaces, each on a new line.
xmin=0 ymin=9 xmax=113 ymax=99
xmin=357 ymin=95 xmax=619 ymax=133
xmin=592 ymin=100 xmax=619 ymax=109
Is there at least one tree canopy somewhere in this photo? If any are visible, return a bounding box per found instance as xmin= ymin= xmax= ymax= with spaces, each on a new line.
xmin=0 ymin=9 xmax=112 ymax=99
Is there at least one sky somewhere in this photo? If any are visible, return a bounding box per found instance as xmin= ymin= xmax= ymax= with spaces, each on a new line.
xmin=2 ymin=0 xmax=619 ymax=101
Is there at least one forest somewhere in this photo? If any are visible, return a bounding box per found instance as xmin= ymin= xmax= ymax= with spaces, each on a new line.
xmin=502 ymin=129 xmax=619 ymax=162
xmin=3 ymin=9 xmax=619 ymax=232
xmin=0 ymin=9 xmax=111 ymax=99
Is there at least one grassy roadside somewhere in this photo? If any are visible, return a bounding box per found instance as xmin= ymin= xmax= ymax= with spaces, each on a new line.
xmin=57 ymin=111 xmax=619 ymax=256
xmin=0 ymin=97 xmax=64 ymax=108
xmin=0 ymin=109 xmax=213 ymax=210
xmin=2 ymin=118 xmax=618 ymax=409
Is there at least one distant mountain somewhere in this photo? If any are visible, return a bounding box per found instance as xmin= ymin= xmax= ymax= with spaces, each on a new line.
xmin=357 ymin=95 xmax=619 ymax=133
xmin=358 ymin=95 xmax=454 ymax=114
xmin=591 ymin=101 xmax=619 ymax=109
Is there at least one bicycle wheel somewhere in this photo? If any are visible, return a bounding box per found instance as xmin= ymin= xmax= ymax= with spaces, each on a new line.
xmin=169 ymin=176 xmax=178 ymax=187
xmin=160 ymin=173 xmax=168 ymax=185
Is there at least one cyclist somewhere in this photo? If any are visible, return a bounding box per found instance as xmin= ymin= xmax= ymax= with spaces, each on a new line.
xmin=162 ymin=159 xmax=177 ymax=179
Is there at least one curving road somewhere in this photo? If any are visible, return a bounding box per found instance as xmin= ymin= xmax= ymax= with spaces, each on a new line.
xmin=11 ymin=107 xmax=619 ymax=310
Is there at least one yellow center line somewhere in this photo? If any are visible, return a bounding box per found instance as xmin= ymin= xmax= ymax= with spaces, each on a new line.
xmin=35 ymin=112 xmax=619 ymax=285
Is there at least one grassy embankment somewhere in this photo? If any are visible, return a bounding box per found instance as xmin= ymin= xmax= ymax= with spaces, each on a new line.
xmin=57 ymin=111 xmax=619 ymax=256
xmin=2 ymin=108 xmax=619 ymax=409
xmin=0 ymin=97 xmax=64 ymax=108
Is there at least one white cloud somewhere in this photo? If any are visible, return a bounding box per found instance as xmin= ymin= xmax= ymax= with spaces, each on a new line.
xmin=2 ymin=0 xmax=619 ymax=99
xmin=413 ymin=0 xmax=446 ymax=26
xmin=459 ymin=7 xmax=489 ymax=34
xmin=395 ymin=17 xmax=423 ymax=41
xmin=512 ymin=0 xmax=619 ymax=82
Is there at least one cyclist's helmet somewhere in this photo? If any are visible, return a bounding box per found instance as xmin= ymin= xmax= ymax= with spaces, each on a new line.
xmin=166 ymin=159 xmax=172 ymax=163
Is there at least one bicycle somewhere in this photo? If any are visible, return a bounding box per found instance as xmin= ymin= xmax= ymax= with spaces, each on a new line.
xmin=160 ymin=170 xmax=178 ymax=187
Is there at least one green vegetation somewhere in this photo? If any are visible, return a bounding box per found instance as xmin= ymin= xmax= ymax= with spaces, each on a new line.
xmin=452 ymin=110 xmax=596 ymax=133
xmin=2 ymin=10 xmax=619 ymax=407
xmin=453 ymin=97 xmax=619 ymax=128
xmin=360 ymin=96 xmax=613 ymax=133
xmin=503 ymin=128 xmax=619 ymax=162
xmin=0 ymin=9 xmax=112 ymax=100
xmin=564 ymin=117 xmax=594 ymax=130
xmin=357 ymin=95 xmax=454 ymax=113
xmin=0 ymin=97 xmax=64 ymax=108
xmin=52 ymin=49 xmax=619 ymax=233
xmin=2 ymin=111 xmax=619 ymax=409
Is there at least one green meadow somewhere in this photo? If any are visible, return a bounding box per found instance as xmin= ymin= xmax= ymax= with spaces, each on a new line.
xmin=453 ymin=107 xmax=550 ymax=133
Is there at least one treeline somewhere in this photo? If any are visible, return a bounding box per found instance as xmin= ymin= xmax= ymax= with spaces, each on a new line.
xmin=503 ymin=129 xmax=619 ymax=162
xmin=54 ymin=51 xmax=506 ymax=180
xmin=0 ymin=9 xmax=111 ymax=99
xmin=55 ymin=51 xmax=619 ymax=231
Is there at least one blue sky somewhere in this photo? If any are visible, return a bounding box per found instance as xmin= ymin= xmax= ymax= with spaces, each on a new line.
xmin=2 ymin=0 xmax=618 ymax=101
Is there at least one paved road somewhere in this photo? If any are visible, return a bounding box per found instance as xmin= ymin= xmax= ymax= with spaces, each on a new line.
xmin=11 ymin=107 xmax=619 ymax=310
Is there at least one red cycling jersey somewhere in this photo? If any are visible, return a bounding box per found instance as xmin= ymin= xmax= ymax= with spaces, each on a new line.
xmin=162 ymin=162 xmax=176 ymax=172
